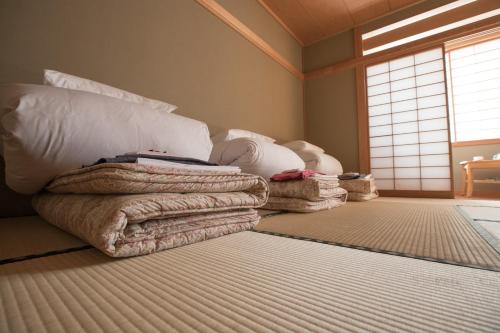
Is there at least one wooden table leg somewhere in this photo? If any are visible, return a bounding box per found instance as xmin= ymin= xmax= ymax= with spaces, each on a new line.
xmin=460 ymin=165 xmax=467 ymax=196
xmin=465 ymin=166 xmax=474 ymax=198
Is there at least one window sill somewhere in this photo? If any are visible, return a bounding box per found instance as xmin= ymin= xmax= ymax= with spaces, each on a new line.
xmin=452 ymin=138 xmax=500 ymax=147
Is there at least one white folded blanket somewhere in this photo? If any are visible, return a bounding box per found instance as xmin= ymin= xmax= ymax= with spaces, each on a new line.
xmin=209 ymin=138 xmax=305 ymax=180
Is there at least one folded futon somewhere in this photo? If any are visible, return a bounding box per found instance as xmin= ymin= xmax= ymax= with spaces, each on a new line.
xmin=33 ymin=163 xmax=269 ymax=257
xmin=263 ymin=176 xmax=347 ymax=212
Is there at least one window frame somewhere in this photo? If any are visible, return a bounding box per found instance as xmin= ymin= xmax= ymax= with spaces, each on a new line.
xmin=445 ymin=33 xmax=500 ymax=147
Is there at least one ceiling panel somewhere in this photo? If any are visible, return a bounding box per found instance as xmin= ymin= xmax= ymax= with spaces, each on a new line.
xmin=260 ymin=0 xmax=423 ymax=45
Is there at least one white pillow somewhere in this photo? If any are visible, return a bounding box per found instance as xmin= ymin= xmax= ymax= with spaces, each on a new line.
xmin=211 ymin=129 xmax=275 ymax=145
xmin=209 ymin=138 xmax=304 ymax=180
xmin=0 ymin=84 xmax=212 ymax=194
xmin=283 ymin=140 xmax=324 ymax=153
xmin=43 ymin=69 xmax=177 ymax=113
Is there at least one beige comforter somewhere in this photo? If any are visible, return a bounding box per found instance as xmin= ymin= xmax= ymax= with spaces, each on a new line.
xmin=46 ymin=163 xmax=264 ymax=194
xmin=33 ymin=163 xmax=269 ymax=257
xmin=263 ymin=176 xmax=347 ymax=212
xmin=268 ymin=177 xmax=340 ymax=201
xmin=264 ymin=192 xmax=347 ymax=213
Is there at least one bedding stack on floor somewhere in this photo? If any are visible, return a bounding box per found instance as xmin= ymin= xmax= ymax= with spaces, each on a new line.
xmin=263 ymin=170 xmax=347 ymax=212
xmin=339 ymin=175 xmax=379 ymax=201
xmin=32 ymin=163 xmax=269 ymax=257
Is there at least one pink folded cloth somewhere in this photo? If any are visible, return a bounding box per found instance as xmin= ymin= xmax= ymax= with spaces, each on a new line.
xmin=270 ymin=169 xmax=321 ymax=182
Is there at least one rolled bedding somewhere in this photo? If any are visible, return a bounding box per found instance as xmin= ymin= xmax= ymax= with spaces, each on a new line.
xmin=33 ymin=163 xmax=269 ymax=257
xmin=209 ymin=138 xmax=305 ymax=180
xmin=295 ymin=150 xmax=343 ymax=176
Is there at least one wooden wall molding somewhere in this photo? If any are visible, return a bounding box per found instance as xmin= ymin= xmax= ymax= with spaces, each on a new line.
xmin=195 ymin=0 xmax=304 ymax=80
xmin=363 ymin=0 xmax=500 ymax=51
xmin=305 ymin=15 xmax=500 ymax=80
xmin=452 ymin=139 xmax=500 ymax=148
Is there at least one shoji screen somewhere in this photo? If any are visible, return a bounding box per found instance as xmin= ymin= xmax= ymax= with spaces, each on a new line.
xmin=366 ymin=47 xmax=452 ymax=193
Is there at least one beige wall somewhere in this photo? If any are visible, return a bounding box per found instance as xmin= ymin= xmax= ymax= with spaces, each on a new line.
xmin=217 ymin=0 xmax=302 ymax=71
xmin=304 ymin=69 xmax=358 ymax=172
xmin=0 ymin=0 xmax=303 ymax=142
xmin=303 ymin=30 xmax=354 ymax=72
xmin=303 ymin=30 xmax=358 ymax=171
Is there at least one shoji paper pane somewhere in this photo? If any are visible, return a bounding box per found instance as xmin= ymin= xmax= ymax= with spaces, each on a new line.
xmin=422 ymin=179 xmax=451 ymax=191
xmin=370 ymin=146 xmax=393 ymax=158
xmin=376 ymin=179 xmax=395 ymax=190
xmin=393 ymin=122 xmax=418 ymax=134
xmin=369 ymin=125 xmax=392 ymax=137
xmin=372 ymin=168 xmax=394 ymax=179
xmin=394 ymin=156 xmax=420 ymax=167
xmin=421 ymin=154 xmax=449 ymax=167
xmin=392 ymin=110 xmax=417 ymax=123
xmin=395 ymin=179 xmax=420 ymax=190
xmin=393 ymin=144 xmax=419 ymax=156
xmin=367 ymin=47 xmax=451 ymax=192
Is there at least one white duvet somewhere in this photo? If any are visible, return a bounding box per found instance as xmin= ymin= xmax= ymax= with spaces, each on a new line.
xmin=209 ymin=138 xmax=305 ymax=180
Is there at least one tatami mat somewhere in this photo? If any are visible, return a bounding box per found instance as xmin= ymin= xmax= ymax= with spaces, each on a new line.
xmin=458 ymin=205 xmax=500 ymax=222
xmin=0 ymin=216 xmax=87 ymax=262
xmin=1 ymin=231 xmax=499 ymax=333
xmin=256 ymin=200 xmax=500 ymax=271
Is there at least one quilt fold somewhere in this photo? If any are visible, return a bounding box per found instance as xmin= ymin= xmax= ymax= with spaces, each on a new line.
xmin=33 ymin=192 xmax=265 ymax=257
xmin=33 ymin=163 xmax=269 ymax=257
xmin=268 ymin=178 xmax=342 ymax=201
xmin=263 ymin=194 xmax=347 ymax=213
xmin=46 ymin=163 xmax=266 ymax=194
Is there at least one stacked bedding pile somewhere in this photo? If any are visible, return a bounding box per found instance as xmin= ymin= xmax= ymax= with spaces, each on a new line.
xmin=209 ymin=132 xmax=347 ymax=213
xmin=263 ymin=170 xmax=347 ymax=213
xmin=33 ymin=162 xmax=269 ymax=257
xmin=339 ymin=175 xmax=379 ymax=201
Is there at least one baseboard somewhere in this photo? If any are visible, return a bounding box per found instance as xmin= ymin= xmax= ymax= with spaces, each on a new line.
xmin=454 ymin=191 xmax=500 ymax=199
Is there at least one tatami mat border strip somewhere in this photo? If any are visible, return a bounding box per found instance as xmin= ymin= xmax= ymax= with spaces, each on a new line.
xmin=455 ymin=205 xmax=500 ymax=254
xmin=251 ymin=229 xmax=500 ymax=272
xmin=456 ymin=204 xmax=500 ymax=222
xmin=0 ymin=245 xmax=93 ymax=265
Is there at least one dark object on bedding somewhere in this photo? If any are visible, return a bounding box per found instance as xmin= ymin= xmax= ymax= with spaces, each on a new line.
xmin=0 ymin=158 xmax=36 ymax=218
xmin=93 ymin=153 xmax=218 ymax=166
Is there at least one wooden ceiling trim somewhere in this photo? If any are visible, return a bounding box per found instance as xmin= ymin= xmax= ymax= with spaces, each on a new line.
xmin=255 ymin=0 xmax=304 ymax=46
xmin=363 ymin=0 xmax=500 ymax=51
xmin=195 ymin=0 xmax=304 ymax=80
xmin=305 ymin=16 xmax=500 ymax=80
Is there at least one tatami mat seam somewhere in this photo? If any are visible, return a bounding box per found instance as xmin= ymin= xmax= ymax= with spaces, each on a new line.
xmin=251 ymin=229 xmax=500 ymax=272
